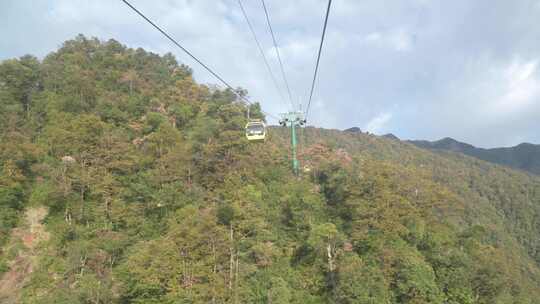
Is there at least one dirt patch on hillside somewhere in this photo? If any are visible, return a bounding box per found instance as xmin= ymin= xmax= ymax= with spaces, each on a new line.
xmin=0 ymin=207 xmax=49 ymax=304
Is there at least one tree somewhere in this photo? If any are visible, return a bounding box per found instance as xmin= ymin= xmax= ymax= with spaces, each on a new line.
xmin=335 ymin=254 xmax=391 ymax=304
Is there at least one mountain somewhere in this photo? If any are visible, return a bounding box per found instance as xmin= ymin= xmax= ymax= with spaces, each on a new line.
xmin=344 ymin=127 xmax=361 ymax=133
xmin=409 ymin=137 xmax=540 ymax=175
xmin=1 ymin=36 xmax=539 ymax=303
xmin=382 ymin=133 xmax=399 ymax=140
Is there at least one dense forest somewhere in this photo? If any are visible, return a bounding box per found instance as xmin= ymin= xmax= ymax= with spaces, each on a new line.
xmin=1 ymin=35 xmax=539 ymax=303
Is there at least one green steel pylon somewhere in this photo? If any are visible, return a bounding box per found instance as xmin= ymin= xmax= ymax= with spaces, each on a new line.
xmin=280 ymin=111 xmax=305 ymax=176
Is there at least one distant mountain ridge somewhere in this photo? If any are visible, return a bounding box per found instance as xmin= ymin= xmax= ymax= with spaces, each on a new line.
xmin=344 ymin=126 xmax=539 ymax=175
xmin=408 ymin=137 xmax=540 ymax=175
xmin=382 ymin=133 xmax=399 ymax=140
xmin=344 ymin=127 xmax=362 ymax=133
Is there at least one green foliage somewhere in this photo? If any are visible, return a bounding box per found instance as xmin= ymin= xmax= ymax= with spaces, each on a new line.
xmin=0 ymin=259 xmax=8 ymax=275
xmin=393 ymin=245 xmax=444 ymax=304
xmin=0 ymin=35 xmax=539 ymax=303
xmin=335 ymin=254 xmax=391 ymax=304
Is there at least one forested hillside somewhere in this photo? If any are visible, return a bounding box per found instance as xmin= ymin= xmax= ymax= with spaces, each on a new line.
xmin=409 ymin=137 xmax=540 ymax=175
xmin=1 ymin=35 xmax=539 ymax=303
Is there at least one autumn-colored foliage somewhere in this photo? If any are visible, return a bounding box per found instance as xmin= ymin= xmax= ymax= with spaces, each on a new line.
xmin=0 ymin=35 xmax=539 ymax=303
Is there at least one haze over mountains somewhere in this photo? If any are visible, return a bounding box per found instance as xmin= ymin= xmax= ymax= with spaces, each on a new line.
xmin=345 ymin=127 xmax=540 ymax=175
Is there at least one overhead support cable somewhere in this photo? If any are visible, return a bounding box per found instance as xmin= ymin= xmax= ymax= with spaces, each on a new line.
xmin=121 ymin=0 xmax=279 ymax=120
xmin=304 ymin=0 xmax=332 ymax=122
xmin=261 ymin=0 xmax=296 ymax=110
xmin=238 ymin=0 xmax=288 ymax=111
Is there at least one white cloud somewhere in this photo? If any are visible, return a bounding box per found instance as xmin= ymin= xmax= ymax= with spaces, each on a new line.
xmin=364 ymin=112 xmax=393 ymax=134
xmin=1 ymin=0 xmax=540 ymax=147
xmin=498 ymin=59 xmax=540 ymax=113
xmin=365 ymin=32 xmax=382 ymax=42
xmin=363 ymin=28 xmax=414 ymax=52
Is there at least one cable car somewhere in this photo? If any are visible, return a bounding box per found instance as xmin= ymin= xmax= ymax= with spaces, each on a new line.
xmin=245 ymin=120 xmax=266 ymax=141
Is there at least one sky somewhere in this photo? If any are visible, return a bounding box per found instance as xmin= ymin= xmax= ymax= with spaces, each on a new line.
xmin=1 ymin=0 xmax=540 ymax=148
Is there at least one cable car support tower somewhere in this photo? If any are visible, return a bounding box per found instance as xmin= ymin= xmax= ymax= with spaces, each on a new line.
xmin=280 ymin=111 xmax=305 ymax=176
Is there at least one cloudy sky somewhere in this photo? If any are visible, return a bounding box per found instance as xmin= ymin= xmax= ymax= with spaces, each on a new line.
xmin=1 ymin=0 xmax=540 ymax=148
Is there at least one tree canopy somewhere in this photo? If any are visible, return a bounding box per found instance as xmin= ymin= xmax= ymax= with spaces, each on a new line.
xmin=0 ymin=35 xmax=539 ymax=303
